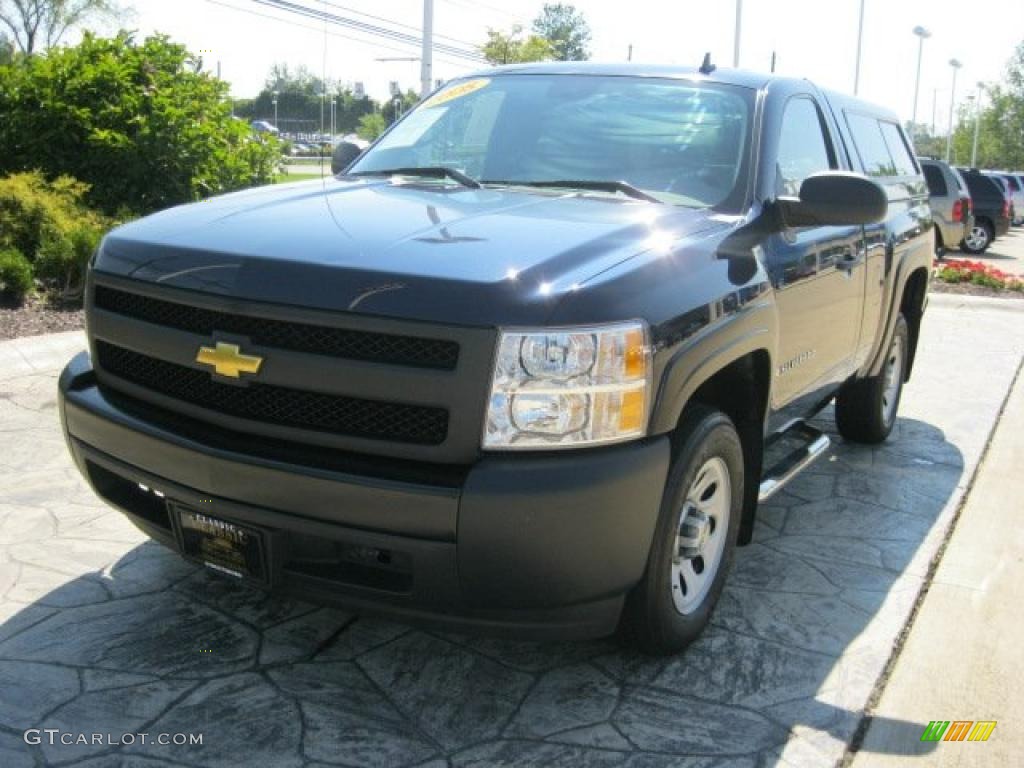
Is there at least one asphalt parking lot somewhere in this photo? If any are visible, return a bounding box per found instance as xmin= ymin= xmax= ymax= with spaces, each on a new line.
xmin=2 ymin=295 xmax=1023 ymax=768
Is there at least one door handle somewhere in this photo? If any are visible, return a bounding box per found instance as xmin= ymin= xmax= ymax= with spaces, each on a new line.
xmin=837 ymin=250 xmax=863 ymax=271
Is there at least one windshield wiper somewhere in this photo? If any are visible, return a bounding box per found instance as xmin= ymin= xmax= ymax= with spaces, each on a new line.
xmin=348 ymin=167 xmax=481 ymax=189
xmin=483 ymin=179 xmax=665 ymax=204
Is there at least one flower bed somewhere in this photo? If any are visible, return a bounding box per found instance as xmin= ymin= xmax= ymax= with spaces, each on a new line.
xmin=934 ymin=259 xmax=1024 ymax=293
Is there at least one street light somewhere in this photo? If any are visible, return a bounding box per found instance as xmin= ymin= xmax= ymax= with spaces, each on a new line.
xmin=272 ymin=90 xmax=279 ymax=131
xmin=945 ymin=59 xmax=962 ymax=162
xmin=853 ymin=0 xmax=866 ymax=95
xmin=971 ymin=82 xmax=985 ymax=167
xmin=911 ymin=26 xmax=931 ymax=135
xmin=733 ymin=0 xmax=742 ymax=68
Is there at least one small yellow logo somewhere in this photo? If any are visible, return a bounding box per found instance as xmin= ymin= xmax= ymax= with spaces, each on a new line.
xmin=195 ymin=342 xmax=263 ymax=379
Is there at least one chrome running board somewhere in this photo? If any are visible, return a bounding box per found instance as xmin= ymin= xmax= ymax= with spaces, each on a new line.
xmin=758 ymin=422 xmax=830 ymax=502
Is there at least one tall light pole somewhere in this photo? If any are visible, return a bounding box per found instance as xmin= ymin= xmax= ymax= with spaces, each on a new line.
xmin=945 ymin=59 xmax=962 ymax=162
xmin=971 ymin=82 xmax=984 ymax=167
xmin=733 ymin=0 xmax=742 ymax=67
xmin=911 ymin=26 xmax=931 ymax=135
xmin=272 ymin=91 xmax=279 ymax=131
xmin=853 ymin=0 xmax=866 ymax=94
xmin=420 ymin=0 xmax=434 ymax=98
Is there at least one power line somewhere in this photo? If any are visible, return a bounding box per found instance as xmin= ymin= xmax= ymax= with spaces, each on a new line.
xmin=437 ymin=0 xmax=531 ymax=28
xmin=251 ymin=0 xmax=486 ymax=62
xmin=314 ymin=0 xmax=480 ymax=50
xmin=203 ymin=0 xmax=478 ymax=71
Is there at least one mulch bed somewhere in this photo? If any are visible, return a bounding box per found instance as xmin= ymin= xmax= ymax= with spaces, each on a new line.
xmin=0 ymin=295 xmax=85 ymax=340
xmin=929 ymin=281 xmax=1024 ymax=299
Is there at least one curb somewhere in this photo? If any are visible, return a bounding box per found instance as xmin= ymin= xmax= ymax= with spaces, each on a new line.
xmin=927 ymin=291 xmax=1024 ymax=312
xmin=0 ymin=330 xmax=86 ymax=379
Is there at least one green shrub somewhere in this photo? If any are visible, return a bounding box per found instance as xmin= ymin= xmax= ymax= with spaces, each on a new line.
xmin=34 ymin=224 xmax=102 ymax=298
xmin=0 ymin=248 xmax=34 ymax=302
xmin=0 ymin=172 xmax=107 ymax=261
xmin=0 ymin=32 xmax=282 ymax=215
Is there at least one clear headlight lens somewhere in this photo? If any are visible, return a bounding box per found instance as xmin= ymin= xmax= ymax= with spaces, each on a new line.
xmin=483 ymin=321 xmax=651 ymax=449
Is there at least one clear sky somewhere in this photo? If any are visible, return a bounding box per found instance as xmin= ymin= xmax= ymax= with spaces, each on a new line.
xmin=108 ymin=0 xmax=1022 ymax=128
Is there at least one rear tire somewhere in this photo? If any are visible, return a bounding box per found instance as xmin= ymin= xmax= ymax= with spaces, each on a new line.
xmin=835 ymin=314 xmax=908 ymax=444
xmin=621 ymin=405 xmax=743 ymax=655
xmin=960 ymin=220 xmax=993 ymax=254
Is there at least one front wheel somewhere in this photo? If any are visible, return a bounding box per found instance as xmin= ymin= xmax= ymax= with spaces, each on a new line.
xmin=621 ymin=405 xmax=743 ymax=655
xmin=960 ymin=221 xmax=992 ymax=254
xmin=835 ymin=314 xmax=908 ymax=444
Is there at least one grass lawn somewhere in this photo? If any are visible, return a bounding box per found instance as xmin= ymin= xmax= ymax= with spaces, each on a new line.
xmin=275 ymin=171 xmax=325 ymax=183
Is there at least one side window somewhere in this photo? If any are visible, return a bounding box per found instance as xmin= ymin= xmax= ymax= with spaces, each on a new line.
xmin=922 ymin=165 xmax=948 ymax=196
xmin=776 ymin=97 xmax=835 ymax=197
xmin=879 ymin=121 xmax=917 ymax=176
xmin=846 ymin=113 xmax=897 ymax=177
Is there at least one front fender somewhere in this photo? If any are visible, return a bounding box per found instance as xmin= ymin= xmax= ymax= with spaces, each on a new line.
xmin=649 ymin=297 xmax=777 ymax=435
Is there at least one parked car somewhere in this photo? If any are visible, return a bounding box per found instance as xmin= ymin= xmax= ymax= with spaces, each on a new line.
xmin=957 ymin=168 xmax=1012 ymax=253
xmin=993 ymin=172 xmax=1024 ymax=225
xmin=982 ymin=172 xmax=1017 ymax=225
xmin=919 ymin=158 xmax=973 ymax=257
xmin=59 ymin=64 xmax=931 ymax=654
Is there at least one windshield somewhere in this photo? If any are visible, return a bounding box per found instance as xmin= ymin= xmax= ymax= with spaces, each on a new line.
xmin=349 ymin=74 xmax=754 ymax=210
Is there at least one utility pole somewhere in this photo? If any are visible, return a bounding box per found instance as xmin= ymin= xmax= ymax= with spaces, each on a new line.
xmin=945 ymin=59 xmax=962 ymax=162
xmin=733 ymin=0 xmax=742 ymax=67
xmin=420 ymin=0 xmax=434 ymax=98
xmin=931 ymin=88 xmax=937 ymax=135
xmin=627 ymin=43 xmax=633 ymax=62
xmin=853 ymin=0 xmax=865 ymax=95
xmin=971 ymin=82 xmax=984 ymax=167
xmin=911 ymin=27 xmax=931 ymax=133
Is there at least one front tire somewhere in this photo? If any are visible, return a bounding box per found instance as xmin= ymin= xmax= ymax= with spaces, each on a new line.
xmin=835 ymin=314 xmax=908 ymax=444
xmin=960 ymin=220 xmax=993 ymax=254
xmin=621 ymin=405 xmax=744 ymax=655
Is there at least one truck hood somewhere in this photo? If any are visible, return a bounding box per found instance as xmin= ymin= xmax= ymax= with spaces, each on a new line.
xmin=96 ymin=177 xmax=732 ymax=326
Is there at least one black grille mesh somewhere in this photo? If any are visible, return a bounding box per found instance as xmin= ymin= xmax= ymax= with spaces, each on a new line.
xmin=93 ymin=285 xmax=459 ymax=370
xmin=95 ymin=342 xmax=449 ymax=445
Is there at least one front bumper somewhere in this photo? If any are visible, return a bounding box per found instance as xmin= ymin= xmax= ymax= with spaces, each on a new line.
xmin=59 ymin=352 xmax=670 ymax=639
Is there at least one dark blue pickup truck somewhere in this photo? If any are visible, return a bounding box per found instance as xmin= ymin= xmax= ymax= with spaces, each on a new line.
xmin=59 ymin=63 xmax=932 ymax=653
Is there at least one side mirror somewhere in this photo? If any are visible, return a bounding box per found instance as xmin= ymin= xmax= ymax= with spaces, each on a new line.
xmin=778 ymin=172 xmax=888 ymax=227
xmin=331 ymin=141 xmax=365 ymax=175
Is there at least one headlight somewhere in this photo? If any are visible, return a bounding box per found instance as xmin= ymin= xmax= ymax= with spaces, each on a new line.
xmin=483 ymin=321 xmax=652 ymax=449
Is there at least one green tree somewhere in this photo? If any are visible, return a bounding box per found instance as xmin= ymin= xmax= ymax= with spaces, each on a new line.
xmin=0 ymin=0 xmax=125 ymax=54
xmin=532 ymin=3 xmax=590 ymax=61
xmin=356 ymin=112 xmax=385 ymax=141
xmin=481 ymin=25 xmax=554 ymax=65
xmin=0 ymin=32 xmax=280 ymax=214
xmin=948 ymin=42 xmax=1024 ymax=169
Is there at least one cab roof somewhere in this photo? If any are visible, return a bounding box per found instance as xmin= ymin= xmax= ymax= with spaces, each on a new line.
xmin=464 ymin=61 xmax=774 ymax=90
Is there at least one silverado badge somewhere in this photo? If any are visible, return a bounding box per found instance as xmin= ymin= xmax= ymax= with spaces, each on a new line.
xmin=195 ymin=342 xmax=263 ymax=379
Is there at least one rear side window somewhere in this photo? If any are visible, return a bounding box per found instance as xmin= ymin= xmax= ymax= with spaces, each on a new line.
xmin=775 ymin=97 xmax=835 ymax=196
xmin=879 ymin=122 xmax=917 ymax=176
xmin=846 ymin=113 xmax=916 ymax=177
xmin=922 ymin=165 xmax=948 ymax=196
xmin=1003 ymin=175 xmax=1020 ymax=191
xmin=950 ymin=166 xmax=967 ymax=191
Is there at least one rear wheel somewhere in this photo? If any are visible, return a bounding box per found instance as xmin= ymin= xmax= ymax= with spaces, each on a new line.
xmin=960 ymin=220 xmax=993 ymax=254
xmin=835 ymin=314 xmax=908 ymax=444
xmin=621 ymin=405 xmax=743 ymax=655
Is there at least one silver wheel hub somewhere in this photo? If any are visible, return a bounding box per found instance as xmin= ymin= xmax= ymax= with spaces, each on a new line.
xmin=965 ymin=226 xmax=987 ymax=250
xmin=671 ymin=457 xmax=731 ymax=615
xmin=882 ymin=334 xmax=903 ymax=426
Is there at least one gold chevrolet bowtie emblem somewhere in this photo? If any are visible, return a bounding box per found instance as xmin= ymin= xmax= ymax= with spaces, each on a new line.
xmin=195 ymin=342 xmax=263 ymax=379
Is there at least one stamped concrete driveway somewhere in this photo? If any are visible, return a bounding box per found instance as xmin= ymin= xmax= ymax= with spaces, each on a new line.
xmin=2 ymin=295 xmax=1023 ymax=768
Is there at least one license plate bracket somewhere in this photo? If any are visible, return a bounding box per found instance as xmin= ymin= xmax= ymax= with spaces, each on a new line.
xmin=175 ymin=505 xmax=267 ymax=583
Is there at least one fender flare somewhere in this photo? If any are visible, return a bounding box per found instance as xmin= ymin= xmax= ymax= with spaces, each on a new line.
xmin=650 ymin=302 xmax=776 ymax=435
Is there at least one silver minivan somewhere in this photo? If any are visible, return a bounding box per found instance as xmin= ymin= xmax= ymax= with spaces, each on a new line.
xmin=920 ymin=158 xmax=973 ymax=256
